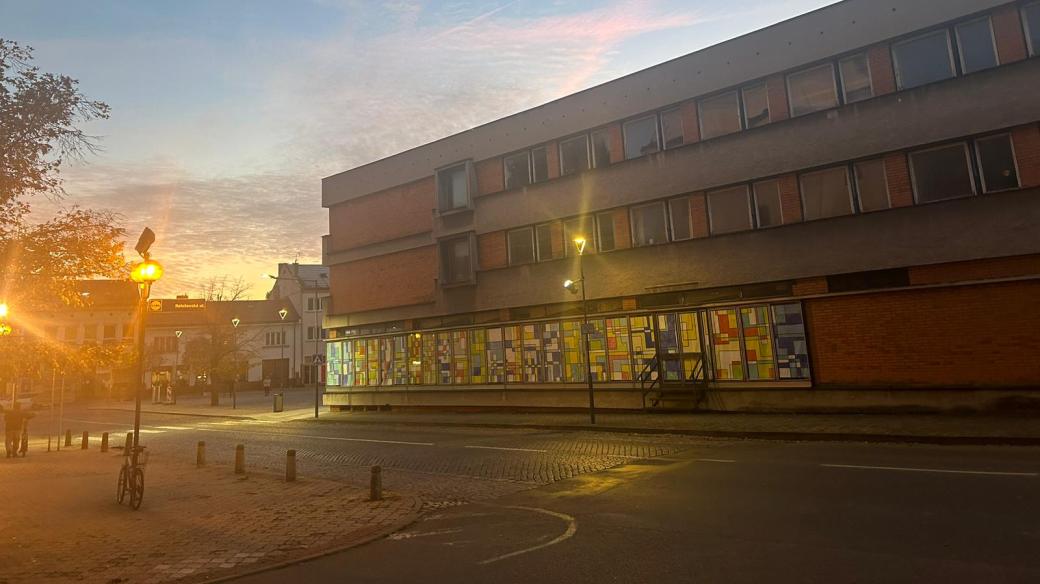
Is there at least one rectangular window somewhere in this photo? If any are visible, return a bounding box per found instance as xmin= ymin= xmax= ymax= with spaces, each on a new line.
xmin=892 ymin=30 xmax=955 ymax=90
xmin=707 ymin=186 xmax=752 ymax=234
xmin=800 ymin=166 xmax=853 ymax=220
xmin=1026 ymin=2 xmax=1040 ymax=57
xmin=752 ymin=180 xmax=783 ymax=228
xmin=975 ymin=134 xmax=1020 ymax=193
xmin=436 ymin=163 xmax=470 ymax=212
xmin=559 ymin=135 xmax=589 ymax=176
xmin=596 ymin=212 xmax=616 ymax=252
xmin=563 ymin=216 xmax=594 ymax=256
xmin=623 ymin=115 xmax=659 ymax=159
xmin=535 ymin=223 xmax=554 ymax=261
xmin=590 ymin=129 xmax=612 ymax=168
xmin=740 ymin=306 xmax=775 ymax=380
xmin=709 ymin=309 xmax=744 ymax=381
xmin=306 ymin=297 xmax=315 ymax=311
xmin=660 ymin=107 xmax=684 ymax=148
xmin=955 ymin=17 xmax=998 ymax=74
xmin=909 ymin=143 xmax=975 ymax=203
xmin=771 ymin=303 xmax=811 ymax=379
xmin=698 ymin=91 xmax=741 ymax=139
xmin=507 ymin=227 xmax=535 ymax=265
xmin=630 ymin=202 xmax=668 ymax=246
xmin=531 ymin=146 xmax=549 ymax=183
xmin=84 ymin=324 xmax=97 ymax=343
xmin=307 ymin=326 xmax=315 ymax=341
xmin=103 ymin=324 xmax=116 ymax=341
xmin=668 ymin=197 xmax=692 ymax=241
xmin=839 ymin=53 xmax=873 ymax=104
xmin=440 ymin=236 xmax=473 ymax=284
xmin=854 ymin=159 xmax=890 ymax=212
xmin=787 ymin=63 xmax=838 ymax=117
xmin=741 ymin=84 xmax=769 ymax=129
xmin=503 ymin=151 xmax=531 ymax=190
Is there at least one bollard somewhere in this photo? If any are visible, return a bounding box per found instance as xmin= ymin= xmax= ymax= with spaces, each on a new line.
xmin=286 ymin=449 xmax=296 ymax=482
xmin=234 ymin=444 xmax=245 ymax=474
xmin=64 ymin=430 xmax=72 ymax=447
xmin=101 ymin=432 xmax=109 ymax=453
xmin=81 ymin=431 xmax=89 ymax=449
xmin=369 ymin=465 xmax=382 ymax=501
xmin=196 ymin=441 xmax=206 ymax=467
xmin=124 ymin=432 xmax=133 ymax=454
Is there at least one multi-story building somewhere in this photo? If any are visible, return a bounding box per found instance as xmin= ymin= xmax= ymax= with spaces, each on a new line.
xmin=264 ymin=262 xmax=330 ymax=386
xmin=321 ymin=0 xmax=1040 ymax=412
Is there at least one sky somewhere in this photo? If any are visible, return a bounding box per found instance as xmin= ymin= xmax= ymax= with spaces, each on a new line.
xmin=2 ymin=0 xmax=836 ymax=298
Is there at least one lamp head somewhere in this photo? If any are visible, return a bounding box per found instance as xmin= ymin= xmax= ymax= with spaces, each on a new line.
xmin=573 ymin=236 xmax=587 ymax=255
xmin=278 ymin=308 xmax=288 ymax=320
xmin=0 ymin=302 xmax=8 ymax=318
xmin=130 ymin=259 xmax=164 ymax=283
xmin=231 ymin=318 xmax=240 ymax=328
xmin=563 ymin=279 xmax=579 ymax=295
xmin=175 ymin=330 xmax=183 ymax=338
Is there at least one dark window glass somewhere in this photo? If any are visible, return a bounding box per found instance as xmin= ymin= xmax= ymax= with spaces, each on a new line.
xmin=752 ymin=180 xmax=783 ymax=227
xmin=507 ymin=228 xmax=535 ymax=265
xmin=596 ymin=212 xmax=616 ymax=252
xmin=909 ymin=143 xmax=974 ymax=203
xmin=800 ymin=167 xmax=853 ymax=220
xmin=437 ymin=164 xmax=469 ymax=211
xmin=742 ymin=84 xmax=769 ymax=129
xmin=1026 ymin=2 xmax=1040 ymax=57
xmin=660 ymin=108 xmax=684 ymax=148
xmin=668 ymin=198 xmax=692 ymax=240
xmin=623 ymin=116 xmax=659 ymax=159
xmin=559 ymin=136 xmax=589 ymax=175
xmin=563 ymin=217 xmax=593 ymax=256
xmin=707 ymin=186 xmax=751 ymax=234
xmin=787 ymin=63 xmax=838 ymax=117
xmin=503 ymin=152 xmax=530 ymax=190
xmin=591 ymin=129 xmax=612 ymax=168
xmin=440 ymin=237 xmax=472 ymax=284
xmin=839 ymin=53 xmax=873 ymax=104
xmin=535 ymin=223 xmax=554 ymax=261
xmin=976 ymin=135 xmax=1020 ymax=193
xmin=892 ymin=30 xmax=955 ymax=90
xmin=630 ymin=203 xmax=668 ymax=246
xmin=956 ymin=18 xmax=998 ymax=74
xmin=827 ymin=268 xmax=909 ymax=293
xmin=854 ymin=159 xmax=890 ymax=212
xmin=698 ymin=91 xmax=741 ymax=139
xmin=531 ymin=146 xmax=549 ymax=182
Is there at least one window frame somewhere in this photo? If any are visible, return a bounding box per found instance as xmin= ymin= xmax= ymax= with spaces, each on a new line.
xmin=751 ymin=179 xmax=784 ymax=228
xmin=535 ymin=223 xmax=554 ymax=262
xmin=659 ymin=107 xmax=685 ymax=149
xmin=798 ymin=165 xmax=855 ymax=221
xmin=590 ymin=128 xmax=613 ymax=169
xmin=740 ymin=83 xmax=770 ymax=129
xmin=1025 ymin=1 xmax=1040 ymax=57
xmin=697 ymin=90 xmax=742 ymax=140
xmin=838 ymin=53 xmax=874 ymax=104
xmin=629 ymin=201 xmax=669 ymax=247
xmin=595 ymin=211 xmax=617 ymax=252
xmin=706 ymin=185 xmax=753 ymax=235
xmin=439 ymin=234 xmax=477 ymax=286
xmin=435 ymin=161 xmax=473 ymax=213
xmin=954 ymin=16 xmax=1000 ymax=74
xmin=786 ymin=62 xmax=840 ymax=118
xmin=502 ymin=150 xmax=532 ymax=190
xmin=668 ymin=197 xmax=693 ymax=241
xmin=622 ymin=115 xmax=660 ymax=160
xmin=530 ymin=146 xmax=549 ymax=183
xmin=891 ymin=28 xmax=957 ymax=90
xmin=908 ymin=142 xmax=977 ymax=204
xmin=558 ymin=134 xmax=591 ymax=176
xmin=852 ymin=158 xmax=892 ymax=213
xmin=974 ymin=133 xmax=1021 ymax=194
xmin=506 ymin=226 xmax=536 ymax=266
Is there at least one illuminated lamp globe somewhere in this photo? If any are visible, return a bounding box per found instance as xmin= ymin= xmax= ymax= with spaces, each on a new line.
xmin=131 ymin=259 xmax=164 ymax=283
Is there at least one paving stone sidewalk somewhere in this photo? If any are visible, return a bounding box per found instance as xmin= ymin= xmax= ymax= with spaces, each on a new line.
xmin=0 ymin=449 xmax=420 ymax=584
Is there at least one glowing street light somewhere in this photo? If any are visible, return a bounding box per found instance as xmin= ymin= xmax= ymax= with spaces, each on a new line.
xmin=0 ymin=302 xmax=9 ymax=318
xmin=128 ymin=227 xmax=162 ymax=498
xmin=565 ymin=234 xmax=595 ymax=424
xmin=277 ymin=308 xmax=288 ymax=394
xmin=231 ymin=317 xmax=240 ymax=409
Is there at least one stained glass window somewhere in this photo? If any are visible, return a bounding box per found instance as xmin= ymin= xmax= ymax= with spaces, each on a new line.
xmin=740 ymin=307 xmax=776 ymax=380
xmin=451 ymin=331 xmax=469 ymax=384
xmin=327 ymin=341 xmax=342 ymax=387
xmin=562 ymin=320 xmax=585 ymax=382
xmin=503 ymin=325 xmax=523 ymax=382
xmin=407 ymin=334 xmax=423 ymax=384
xmin=392 ymin=336 xmax=409 ymax=385
xmin=522 ymin=324 xmax=543 ymax=383
xmin=630 ymin=315 xmax=656 ymax=382
xmin=486 ymin=327 xmax=506 ymax=383
xmin=379 ymin=338 xmax=394 ymax=385
xmin=678 ymin=312 xmax=705 ymax=382
xmin=354 ymin=339 xmax=367 ymax=386
xmin=436 ymin=333 xmax=452 ymax=384
xmin=469 ymin=328 xmax=487 ymax=383
xmin=367 ymin=338 xmax=381 ymax=386
xmin=587 ymin=319 xmax=608 ymax=381
xmin=772 ymin=303 xmax=811 ymax=379
xmin=709 ymin=309 xmax=744 ymax=380
xmin=542 ymin=322 xmax=563 ymax=382
xmin=422 ymin=333 xmax=438 ymax=385
xmin=341 ymin=340 xmax=354 ymax=387
xmin=606 ymin=317 xmax=632 ymax=381
xmin=656 ymin=314 xmax=682 ymax=382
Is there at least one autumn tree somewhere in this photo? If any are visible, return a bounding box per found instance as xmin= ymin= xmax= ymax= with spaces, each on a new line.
xmin=198 ymin=275 xmax=251 ymax=301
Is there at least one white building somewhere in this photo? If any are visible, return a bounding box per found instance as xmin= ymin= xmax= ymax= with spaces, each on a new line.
xmin=264 ymin=263 xmax=329 ymax=385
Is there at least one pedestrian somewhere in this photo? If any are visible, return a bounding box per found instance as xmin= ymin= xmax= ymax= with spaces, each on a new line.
xmin=263 ymin=377 xmax=272 ymax=397
xmin=4 ymin=401 xmax=32 ymax=458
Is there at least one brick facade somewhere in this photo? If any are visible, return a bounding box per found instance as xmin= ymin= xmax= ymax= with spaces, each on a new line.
xmin=792 ymin=277 xmax=828 ymax=296
xmin=766 ymin=74 xmax=789 ymax=123
xmin=330 ymin=246 xmax=437 ymax=313
xmin=689 ymin=192 xmax=709 ymax=238
xmin=1011 ymin=124 xmax=1040 ymax=188
xmin=884 ymin=153 xmax=914 ymax=207
xmin=476 ymin=157 xmax=504 ymax=196
xmin=992 ymin=4 xmax=1028 ymax=64
xmin=680 ymin=101 xmax=700 ymax=144
xmin=478 ymin=231 xmax=508 ymax=270
xmin=778 ymin=174 xmax=803 ymax=223
xmin=608 ymin=123 xmax=625 ymax=164
xmin=867 ymin=44 xmax=896 ymax=96
xmin=546 ymin=142 xmax=560 ymax=179
xmin=327 ymin=178 xmax=434 ymax=251
xmin=612 ymin=208 xmax=632 ymax=249
xmin=909 ymin=254 xmax=1040 ymax=286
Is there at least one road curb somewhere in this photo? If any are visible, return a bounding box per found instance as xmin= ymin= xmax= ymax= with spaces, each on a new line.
xmin=312 ymin=417 xmax=1040 ymax=446
xmin=87 ymin=407 xmax=256 ymax=421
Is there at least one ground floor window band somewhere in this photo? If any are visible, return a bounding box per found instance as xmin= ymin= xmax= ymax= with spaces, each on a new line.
xmin=325 ymin=302 xmax=811 ymax=388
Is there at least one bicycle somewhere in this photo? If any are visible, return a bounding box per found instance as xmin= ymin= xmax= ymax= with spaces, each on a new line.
xmin=116 ymin=445 xmax=148 ymax=510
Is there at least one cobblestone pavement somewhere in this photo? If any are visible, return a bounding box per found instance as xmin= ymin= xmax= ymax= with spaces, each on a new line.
xmin=0 ymin=449 xmax=420 ymax=584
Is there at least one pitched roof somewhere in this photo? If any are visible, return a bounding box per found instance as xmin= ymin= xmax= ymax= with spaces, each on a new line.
xmin=77 ymin=280 xmax=139 ymax=309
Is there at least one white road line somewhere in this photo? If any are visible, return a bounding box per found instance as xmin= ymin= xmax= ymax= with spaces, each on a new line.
xmin=190 ymin=426 xmax=435 ymax=446
xmin=154 ymin=426 xmax=192 ymax=431
xmin=697 ymin=458 xmax=736 ymax=463
xmin=478 ymin=506 xmax=577 ymax=565
xmin=821 ymin=463 xmax=1038 ymax=477
xmin=463 ymin=445 xmax=547 ymax=453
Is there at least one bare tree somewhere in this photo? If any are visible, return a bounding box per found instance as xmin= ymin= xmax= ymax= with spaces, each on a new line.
xmin=198 ymin=275 xmax=251 ymax=301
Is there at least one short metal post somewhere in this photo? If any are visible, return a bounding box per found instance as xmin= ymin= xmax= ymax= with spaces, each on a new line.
xmin=234 ymin=444 xmax=245 ymax=474
xmin=100 ymin=432 xmax=109 ymax=453
xmin=286 ymin=449 xmax=296 ymax=482
xmin=124 ymin=432 xmax=133 ymax=454
xmin=81 ymin=431 xmax=89 ymax=449
xmin=64 ymin=429 xmax=72 ymax=447
xmin=197 ymin=441 xmax=206 ymax=467
xmin=369 ymin=465 xmax=382 ymax=501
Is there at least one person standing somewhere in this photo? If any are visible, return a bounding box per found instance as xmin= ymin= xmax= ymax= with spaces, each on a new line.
xmin=4 ymin=401 xmax=29 ymax=458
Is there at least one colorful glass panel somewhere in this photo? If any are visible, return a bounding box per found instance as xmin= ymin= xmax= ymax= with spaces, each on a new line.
xmin=562 ymin=320 xmax=585 ymax=382
xmin=709 ymin=309 xmax=744 ymax=380
xmin=656 ymin=314 xmax=682 ymax=381
xmin=407 ymin=334 xmax=423 ymax=384
xmin=740 ymin=306 xmax=776 ymax=380
xmin=503 ymin=325 xmax=522 ymax=382
xmin=392 ymin=335 xmax=409 ymax=385
xmin=630 ymin=315 xmax=656 ymax=382
xmin=366 ymin=338 xmax=381 ymax=386
xmin=469 ymin=328 xmax=487 ymax=383
xmin=340 ymin=339 xmax=354 ymax=387
xmin=587 ymin=319 xmax=608 ymax=381
xmin=452 ymin=331 xmax=470 ymax=384
xmin=436 ymin=333 xmax=452 ymax=384
xmin=522 ymin=324 xmax=543 ymax=382
xmin=326 ymin=341 xmax=342 ymax=387
xmin=353 ymin=338 xmax=367 ymax=386
xmin=486 ymin=327 xmax=506 ymax=383
xmin=380 ymin=338 xmax=394 ymax=385
xmin=772 ymin=303 xmax=811 ymax=379
xmin=422 ymin=333 xmax=438 ymax=385
xmin=606 ymin=317 xmax=632 ymax=381
xmin=678 ymin=312 xmax=704 ymax=382
xmin=542 ymin=322 xmax=563 ymax=382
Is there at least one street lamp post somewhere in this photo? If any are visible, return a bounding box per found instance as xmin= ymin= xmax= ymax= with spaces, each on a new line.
xmin=130 ymin=228 xmax=163 ymax=469
xmin=564 ymin=236 xmax=596 ymax=425
xmin=231 ymin=317 xmax=240 ymax=410
xmin=278 ymin=308 xmax=288 ymax=393
xmin=173 ymin=330 xmax=182 ymax=404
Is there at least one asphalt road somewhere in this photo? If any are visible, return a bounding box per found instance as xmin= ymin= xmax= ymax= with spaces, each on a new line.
xmin=21 ymin=405 xmax=1040 ymax=583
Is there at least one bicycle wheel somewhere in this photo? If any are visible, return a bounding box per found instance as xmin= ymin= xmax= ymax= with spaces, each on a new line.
xmin=130 ymin=467 xmax=145 ymax=510
xmin=117 ymin=466 xmax=129 ymax=504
